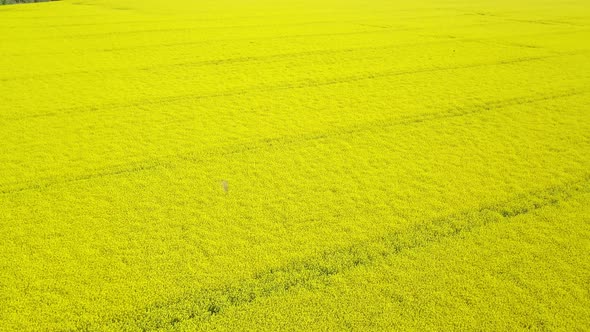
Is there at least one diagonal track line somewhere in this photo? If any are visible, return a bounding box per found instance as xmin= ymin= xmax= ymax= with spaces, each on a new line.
xmin=79 ymin=174 xmax=590 ymax=330
xmin=4 ymin=50 xmax=586 ymax=122
xmin=0 ymin=88 xmax=585 ymax=195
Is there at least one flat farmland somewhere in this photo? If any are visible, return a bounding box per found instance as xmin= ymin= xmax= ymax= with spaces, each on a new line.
xmin=1 ymin=0 xmax=589 ymax=330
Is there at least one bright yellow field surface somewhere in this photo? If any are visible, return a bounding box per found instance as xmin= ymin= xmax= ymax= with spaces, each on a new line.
xmin=1 ymin=0 xmax=590 ymax=330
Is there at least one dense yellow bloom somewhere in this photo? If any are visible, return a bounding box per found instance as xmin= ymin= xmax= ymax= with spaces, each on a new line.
xmin=1 ymin=0 xmax=589 ymax=330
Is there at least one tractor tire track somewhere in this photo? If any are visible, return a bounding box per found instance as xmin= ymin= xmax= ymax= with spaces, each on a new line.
xmin=0 ymin=37 xmax=463 ymax=83
xmin=4 ymin=26 xmax=587 ymax=58
xmin=1 ymin=19 xmax=517 ymax=57
xmin=0 ymin=88 xmax=585 ymax=195
xmin=1 ymin=33 xmax=573 ymax=82
xmin=77 ymin=174 xmax=590 ymax=330
xmin=4 ymin=50 xmax=586 ymax=122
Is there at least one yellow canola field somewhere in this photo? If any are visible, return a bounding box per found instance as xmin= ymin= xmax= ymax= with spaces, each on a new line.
xmin=1 ymin=0 xmax=589 ymax=330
